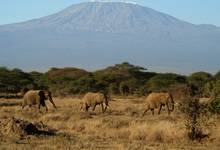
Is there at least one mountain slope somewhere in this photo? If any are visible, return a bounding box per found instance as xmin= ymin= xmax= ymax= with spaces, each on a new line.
xmin=0 ymin=2 xmax=220 ymax=73
xmin=0 ymin=2 xmax=194 ymax=33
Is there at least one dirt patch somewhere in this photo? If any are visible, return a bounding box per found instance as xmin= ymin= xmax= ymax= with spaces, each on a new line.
xmin=1 ymin=117 xmax=56 ymax=138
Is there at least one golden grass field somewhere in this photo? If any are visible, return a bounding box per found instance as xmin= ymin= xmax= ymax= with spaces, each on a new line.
xmin=0 ymin=96 xmax=220 ymax=150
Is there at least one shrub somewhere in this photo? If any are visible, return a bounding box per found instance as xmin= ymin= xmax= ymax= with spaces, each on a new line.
xmin=187 ymin=72 xmax=213 ymax=94
xmin=109 ymin=83 xmax=119 ymax=95
xmin=183 ymin=97 xmax=208 ymax=141
xmin=209 ymin=96 xmax=220 ymax=113
xmin=146 ymin=73 xmax=186 ymax=92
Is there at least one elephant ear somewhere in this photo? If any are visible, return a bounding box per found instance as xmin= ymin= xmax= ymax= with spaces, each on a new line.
xmin=38 ymin=91 xmax=46 ymax=99
xmin=38 ymin=90 xmax=46 ymax=106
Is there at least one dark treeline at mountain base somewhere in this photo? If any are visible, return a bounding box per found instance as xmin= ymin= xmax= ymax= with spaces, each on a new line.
xmin=0 ymin=62 xmax=220 ymax=113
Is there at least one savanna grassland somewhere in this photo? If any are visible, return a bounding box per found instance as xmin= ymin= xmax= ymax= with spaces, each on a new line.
xmin=0 ymin=96 xmax=220 ymax=150
xmin=1 ymin=63 xmax=220 ymax=149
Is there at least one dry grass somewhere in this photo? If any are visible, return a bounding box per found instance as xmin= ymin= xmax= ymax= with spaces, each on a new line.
xmin=0 ymin=97 xmax=220 ymax=150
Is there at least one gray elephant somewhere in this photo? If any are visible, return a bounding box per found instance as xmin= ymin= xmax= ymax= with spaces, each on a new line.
xmin=80 ymin=92 xmax=109 ymax=113
xmin=22 ymin=90 xmax=57 ymax=111
xmin=143 ymin=92 xmax=174 ymax=115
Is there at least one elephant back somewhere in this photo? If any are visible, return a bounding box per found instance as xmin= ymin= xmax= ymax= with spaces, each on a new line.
xmin=83 ymin=92 xmax=105 ymax=105
xmin=145 ymin=92 xmax=171 ymax=105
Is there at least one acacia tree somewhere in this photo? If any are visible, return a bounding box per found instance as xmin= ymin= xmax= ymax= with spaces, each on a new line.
xmin=187 ymin=72 xmax=213 ymax=95
xmin=0 ymin=67 xmax=34 ymax=94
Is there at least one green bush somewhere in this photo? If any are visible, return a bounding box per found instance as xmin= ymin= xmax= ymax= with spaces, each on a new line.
xmin=187 ymin=72 xmax=213 ymax=94
xmin=109 ymin=83 xmax=119 ymax=95
xmin=209 ymin=96 xmax=220 ymax=113
xmin=146 ymin=73 xmax=186 ymax=92
xmin=0 ymin=67 xmax=34 ymax=93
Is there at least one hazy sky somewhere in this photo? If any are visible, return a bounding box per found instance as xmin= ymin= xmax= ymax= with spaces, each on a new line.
xmin=0 ymin=0 xmax=219 ymax=26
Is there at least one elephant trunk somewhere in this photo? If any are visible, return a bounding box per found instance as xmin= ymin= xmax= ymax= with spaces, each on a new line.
xmin=45 ymin=91 xmax=57 ymax=109
xmin=48 ymin=96 xmax=57 ymax=109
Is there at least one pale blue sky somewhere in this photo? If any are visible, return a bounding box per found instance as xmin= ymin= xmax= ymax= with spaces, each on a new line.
xmin=0 ymin=0 xmax=219 ymax=26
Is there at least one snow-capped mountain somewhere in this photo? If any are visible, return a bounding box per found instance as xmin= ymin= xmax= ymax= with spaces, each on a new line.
xmin=0 ymin=2 xmax=220 ymax=73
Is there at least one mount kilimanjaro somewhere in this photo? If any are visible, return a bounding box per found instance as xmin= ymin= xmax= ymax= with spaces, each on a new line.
xmin=0 ymin=2 xmax=220 ymax=73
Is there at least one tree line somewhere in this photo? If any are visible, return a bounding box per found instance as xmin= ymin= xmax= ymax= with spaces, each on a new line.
xmin=0 ymin=62 xmax=220 ymax=112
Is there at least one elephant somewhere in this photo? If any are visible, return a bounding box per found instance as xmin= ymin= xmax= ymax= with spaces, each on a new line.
xmin=80 ymin=92 xmax=109 ymax=113
xmin=143 ymin=92 xmax=174 ymax=115
xmin=22 ymin=90 xmax=57 ymax=111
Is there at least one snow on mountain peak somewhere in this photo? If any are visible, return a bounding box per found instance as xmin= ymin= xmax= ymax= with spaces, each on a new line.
xmin=89 ymin=0 xmax=138 ymax=5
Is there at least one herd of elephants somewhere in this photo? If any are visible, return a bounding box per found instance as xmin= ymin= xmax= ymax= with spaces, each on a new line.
xmin=21 ymin=89 xmax=175 ymax=116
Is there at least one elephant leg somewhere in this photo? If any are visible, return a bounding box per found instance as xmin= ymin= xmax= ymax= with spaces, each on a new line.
xmin=85 ymin=105 xmax=89 ymax=112
xmin=22 ymin=104 xmax=26 ymax=109
xmin=104 ymin=104 xmax=108 ymax=112
xmin=38 ymin=103 xmax=41 ymax=110
xmin=40 ymin=98 xmax=48 ymax=112
xmin=166 ymin=103 xmax=170 ymax=115
xmin=92 ymin=104 xmax=97 ymax=111
xmin=158 ymin=104 xmax=163 ymax=115
xmin=151 ymin=108 xmax=154 ymax=115
xmin=142 ymin=109 xmax=148 ymax=116
xmin=28 ymin=104 xmax=33 ymax=111
xmin=45 ymin=105 xmax=48 ymax=112
xmin=80 ymin=104 xmax=83 ymax=111
xmin=101 ymin=103 xmax=105 ymax=113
